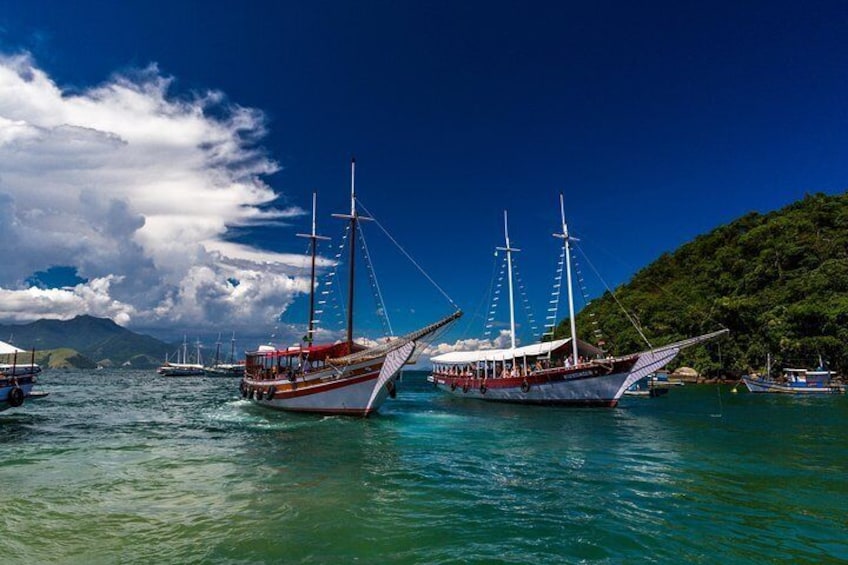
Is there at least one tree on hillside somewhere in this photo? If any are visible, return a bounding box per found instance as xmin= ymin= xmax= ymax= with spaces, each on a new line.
xmin=553 ymin=192 xmax=848 ymax=376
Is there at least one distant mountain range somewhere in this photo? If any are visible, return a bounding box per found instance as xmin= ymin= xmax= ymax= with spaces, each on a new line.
xmin=0 ymin=315 xmax=172 ymax=369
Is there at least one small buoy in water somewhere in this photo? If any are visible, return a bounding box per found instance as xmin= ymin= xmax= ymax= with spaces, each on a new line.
xmin=731 ymin=388 xmax=738 ymax=394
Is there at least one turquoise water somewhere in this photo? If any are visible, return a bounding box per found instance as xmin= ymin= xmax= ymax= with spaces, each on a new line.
xmin=2 ymin=370 xmax=846 ymax=564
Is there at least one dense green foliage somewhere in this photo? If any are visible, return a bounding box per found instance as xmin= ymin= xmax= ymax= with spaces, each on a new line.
xmin=554 ymin=192 xmax=848 ymax=376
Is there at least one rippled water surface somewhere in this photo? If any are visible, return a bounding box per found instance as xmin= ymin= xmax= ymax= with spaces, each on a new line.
xmin=2 ymin=370 xmax=847 ymax=563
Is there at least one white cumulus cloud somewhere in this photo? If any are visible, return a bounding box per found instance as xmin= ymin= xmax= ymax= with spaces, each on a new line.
xmin=0 ymin=53 xmax=313 ymax=343
xmin=425 ymin=329 xmax=514 ymax=355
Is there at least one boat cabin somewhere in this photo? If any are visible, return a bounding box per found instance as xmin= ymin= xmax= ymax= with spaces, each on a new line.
xmin=245 ymin=342 xmax=367 ymax=381
xmin=431 ymin=337 xmax=603 ymax=379
xmin=782 ymin=367 xmax=835 ymax=387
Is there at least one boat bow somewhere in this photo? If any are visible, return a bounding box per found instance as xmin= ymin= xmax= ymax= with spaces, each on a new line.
xmin=616 ymin=329 xmax=729 ymax=397
xmin=326 ymin=310 xmax=463 ymax=366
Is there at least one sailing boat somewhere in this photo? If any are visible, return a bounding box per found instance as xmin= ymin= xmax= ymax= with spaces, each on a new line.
xmin=429 ymin=194 xmax=726 ymax=407
xmin=157 ymin=336 xmax=205 ymax=376
xmin=204 ymin=333 xmax=245 ymax=378
xmin=240 ymin=159 xmax=462 ymax=416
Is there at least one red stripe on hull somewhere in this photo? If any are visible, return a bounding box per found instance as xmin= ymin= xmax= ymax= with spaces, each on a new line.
xmin=258 ymin=405 xmax=377 ymax=417
xmin=430 ymin=358 xmax=637 ymax=406
xmin=241 ymin=363 xmax=387 ymax=416
xmin=246 ymin=371 xmax=380 ymax=400
xmin=476 ymin=397 xmax=619 ymax=408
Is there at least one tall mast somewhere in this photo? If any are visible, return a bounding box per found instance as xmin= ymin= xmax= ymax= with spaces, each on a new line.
xmin=553 ymin=193 xmax=579 ymax=363
xmin=332 ymin=158 xmax=371 ymax=346
xmin=297 ymin=192 xmax=329 ymax=343
xmin=213 ymin=333 xmax=222 ymax=366
xmin=496 ymin=210 xmax=519 ymax=350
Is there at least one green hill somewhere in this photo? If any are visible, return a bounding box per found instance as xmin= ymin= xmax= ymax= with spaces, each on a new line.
xmin=0 ymin=315 xmax=171 ymax=369
xmin=554 ymin=192 xmax=848 ymax=377
xmin=34 ymin=348 xmax=98 ymax=370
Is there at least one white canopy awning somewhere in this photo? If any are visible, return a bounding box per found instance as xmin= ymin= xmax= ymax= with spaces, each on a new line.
xmin=432 ymin=338 xmax=577 ymax=364
xmin=0 ymin=340 xmax=26 ymax=355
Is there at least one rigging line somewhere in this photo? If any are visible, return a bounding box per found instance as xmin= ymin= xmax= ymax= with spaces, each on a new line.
xmin=356 ymin=198 xmax=459 ymax=310
xmin=333 ymin=227 xmax=351 ymax=330
xmin=357 ymin=225 xmax=394 ymax=336
xmin=580 ymin=233 xmax=728 ymax=333
xmin=316 ymin=224 xmax=349 ymax=333
xmin=459 ymin=249 xmax=500 ymax=338
xmin=574 ymin=243 xmax=653 ymax=349
xmin=485 ymin=254 xmax=508 ymax=338
xmin=571 ymin=255 xmax=605 ymax=345
xmin=543 ymin=243 xmax=566 ymax=339
xmin=411 ymin=319 xmax=457 ymax=364
xmin=511 ymin=256 xmax=540 ymax=342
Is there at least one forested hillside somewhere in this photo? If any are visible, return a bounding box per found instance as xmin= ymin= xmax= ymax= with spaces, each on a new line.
xmin=554 ymin=192 xmax=848 ymax=376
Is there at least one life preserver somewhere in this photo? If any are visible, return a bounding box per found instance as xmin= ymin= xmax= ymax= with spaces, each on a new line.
xmin=520 ymin=380 xmax=530 ymax=394
xmin=266 ymin=386 xmax=276 ymax=400
xmin=7 ymin=386 xmax=24 ymax=407
xmin=386 ymin=380 xmax=397 ymax=399
xmin=479 ymin=383 xmax=487 ymax=395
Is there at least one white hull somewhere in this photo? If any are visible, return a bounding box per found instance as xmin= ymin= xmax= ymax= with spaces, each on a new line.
xmin=242 ymin=341 xmax=416 ymax=417
xmin=1 ymin=377 xmax=47 ymax=412
xmin=430 ymin=366 xmax=633 ymax=406
xmin=742 ymin=375 xmax=845 ymax=394
xmin=204 ymin=364 xmax=245 ymax=378
xmin=429 ymin=331 xmax=724 ymax=408
xmin=158 ymin=363 xmax=205 ymax=376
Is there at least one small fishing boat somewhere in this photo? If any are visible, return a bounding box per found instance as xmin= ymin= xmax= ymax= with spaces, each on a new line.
xmin=429 ymin=195 xmax=726 ymax=407
xmin=742 ymin=367 xmax=845 ymax=394
xmin=157 ymin=336 xmax=205 ymax=376
xmin=1 ymin=339 xmax=48 ymax=411
xmin=241 ymin=160 xmax=461 ymax=416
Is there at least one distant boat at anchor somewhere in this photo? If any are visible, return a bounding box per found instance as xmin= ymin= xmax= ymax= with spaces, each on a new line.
xmin=624 ymin=372 xmax=673 ymax=398
xmin=741 ymin=355 xmax=845 ymax=394
xmin=157 ymin=336 xmax=205 ymax=376
xmin=429 ymin=194 xmax=726 ymax=407
xmin=204 ymin=333 xmax=245 ymax=378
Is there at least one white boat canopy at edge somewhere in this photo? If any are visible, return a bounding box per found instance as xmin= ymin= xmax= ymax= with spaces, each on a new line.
xmin=431 ymin=337 xmax=603 ymax=365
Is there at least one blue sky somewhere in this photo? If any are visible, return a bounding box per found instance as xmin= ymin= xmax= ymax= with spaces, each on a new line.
xmin=1 ymin=1 xmax=847 ymax=353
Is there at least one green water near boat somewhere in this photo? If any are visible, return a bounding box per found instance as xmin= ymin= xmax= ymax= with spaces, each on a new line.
xmin=1 ymin=370 xmax=846 ymax=564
